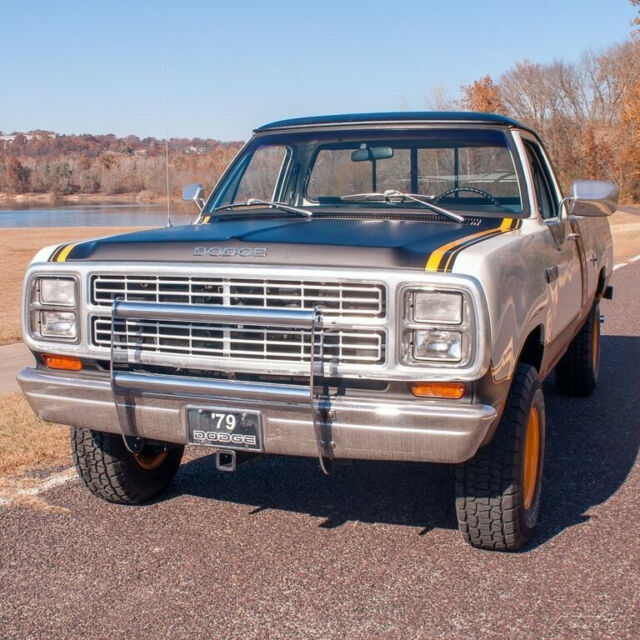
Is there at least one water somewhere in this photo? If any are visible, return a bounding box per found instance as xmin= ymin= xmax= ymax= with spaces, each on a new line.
xmin=0 ymin=204 xmax=196 ymax=228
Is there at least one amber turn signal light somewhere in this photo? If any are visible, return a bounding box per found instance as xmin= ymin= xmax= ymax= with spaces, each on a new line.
xmin=42 ymin=354 xmax=83 ymax=371
xmin=409 ymin=381 xmax=466 ymax=399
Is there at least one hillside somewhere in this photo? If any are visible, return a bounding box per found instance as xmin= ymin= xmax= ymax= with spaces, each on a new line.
xmin=0 ymin=131 xmax=243 ymax=204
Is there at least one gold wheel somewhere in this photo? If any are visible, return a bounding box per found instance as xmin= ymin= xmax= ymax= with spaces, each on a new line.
xmin=522 ymin=406 xmax=540 ymax=511
xmin=133 ymin=449 xmax=168 ymax=471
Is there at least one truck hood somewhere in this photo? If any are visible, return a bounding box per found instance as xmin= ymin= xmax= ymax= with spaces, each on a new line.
xmin=54 ymin=215 xmax=509 ymax=271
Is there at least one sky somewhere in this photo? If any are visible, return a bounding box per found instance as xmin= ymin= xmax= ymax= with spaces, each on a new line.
xmin=0 ymin=0 xmax=637 ymax=141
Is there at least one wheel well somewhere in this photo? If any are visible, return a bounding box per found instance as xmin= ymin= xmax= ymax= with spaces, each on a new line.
xmin=518 ymin=326 xmax=544 ymax=373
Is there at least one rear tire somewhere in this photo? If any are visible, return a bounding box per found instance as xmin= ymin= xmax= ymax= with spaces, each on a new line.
xmin=555 ymin=302 xmax=600 ymax=396
xmin=455 ymin=364 xmax=545 ymax=551
xmin=71 ymin=428 xmax=183 ymax=505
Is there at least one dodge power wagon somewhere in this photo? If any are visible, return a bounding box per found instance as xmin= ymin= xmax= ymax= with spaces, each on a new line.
xmin=18 ymin=112 xmax=617 ymax=551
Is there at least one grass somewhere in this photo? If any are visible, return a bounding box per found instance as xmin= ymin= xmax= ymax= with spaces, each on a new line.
xmin=0 ymin=391 xmax=70 ymax=476
xmin=0 ymin=226 xmax=138 ymax=345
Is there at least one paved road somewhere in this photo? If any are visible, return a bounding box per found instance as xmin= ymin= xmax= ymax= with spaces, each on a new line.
xmin=1 ymin=264 xmax=639 ymax=639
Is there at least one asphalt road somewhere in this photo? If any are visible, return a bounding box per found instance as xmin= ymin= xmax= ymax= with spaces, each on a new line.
xmin=1 ymin=263 xmax=639 ymax=639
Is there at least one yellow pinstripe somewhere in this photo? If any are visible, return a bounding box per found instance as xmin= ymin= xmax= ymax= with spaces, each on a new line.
xmin=425 ymin=218 xmax=520 ymax=272
xmin=56 ymin=244 xmax=75 ymax=262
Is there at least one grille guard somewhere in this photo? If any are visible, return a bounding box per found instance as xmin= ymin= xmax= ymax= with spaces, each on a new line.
xmin=109 ymin=300 xmax=334 ymax=474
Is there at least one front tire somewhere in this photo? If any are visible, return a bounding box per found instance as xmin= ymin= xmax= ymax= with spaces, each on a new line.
xmin=71 ymin=428 xmax=184 ymax=505
xmin=455 ymin=364 xmax=545 ymax=551
xmin=555 ymin=302 xmax=600 ymax=396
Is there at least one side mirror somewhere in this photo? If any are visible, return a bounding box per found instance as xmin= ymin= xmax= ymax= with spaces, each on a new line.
xmin=182 ymin=183 xmax=206 ymax=212
xmin=568 ymin=180 xmax=618 ymax=217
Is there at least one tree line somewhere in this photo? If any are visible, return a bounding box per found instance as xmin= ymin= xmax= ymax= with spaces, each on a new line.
xmin=446 ymin=18 xmax=640 ymax=202
xmin=0 ymin=132 xmax=242 ymax=199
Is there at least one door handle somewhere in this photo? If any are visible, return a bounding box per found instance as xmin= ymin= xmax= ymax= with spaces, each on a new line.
xmin=566 ymin=232 xmax=580 ymax=240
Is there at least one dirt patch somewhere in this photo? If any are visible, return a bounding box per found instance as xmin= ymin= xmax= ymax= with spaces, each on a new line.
xmin=0 ymin=226 xmax=139 ymax=345
xmin=0 ymin=391 xmax=70 ymax=475
xmin=0 ymin=467 xmax=74 ymax=512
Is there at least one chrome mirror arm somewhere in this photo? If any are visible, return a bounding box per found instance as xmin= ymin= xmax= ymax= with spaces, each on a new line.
xmin=557 ymin=196 xmax=574 ymax=220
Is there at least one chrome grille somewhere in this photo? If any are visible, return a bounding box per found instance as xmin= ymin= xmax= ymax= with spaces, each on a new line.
xmin=91 ymin=275 xmax=385 ymax=318
xmin=92 ymin=317 xmax=385 ymax=365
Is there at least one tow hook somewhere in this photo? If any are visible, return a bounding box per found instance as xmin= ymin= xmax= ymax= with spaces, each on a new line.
xmin=216 ymin=450 xmax=236 ymax=472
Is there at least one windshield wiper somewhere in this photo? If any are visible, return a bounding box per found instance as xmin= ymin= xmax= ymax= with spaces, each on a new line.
xmin=215 ymin=199 xmax=312 ymax=218
xmin=341 ymin=189 xmax=464 ymax=223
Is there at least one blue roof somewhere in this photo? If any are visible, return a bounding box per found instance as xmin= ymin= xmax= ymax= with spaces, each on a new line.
xmin=255 ymin=111 xmax=535 ymax=134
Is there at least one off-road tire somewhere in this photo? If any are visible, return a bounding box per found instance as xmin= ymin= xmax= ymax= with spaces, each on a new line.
xmin=555 ymin=302 xmax=600 ymax=396
xmin=455 ymin=364 xmax=545 ymax=551
xmin=71 ymin=428 xmax=184 ymax=505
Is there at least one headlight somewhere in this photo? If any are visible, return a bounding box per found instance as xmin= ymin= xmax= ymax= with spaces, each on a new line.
xmin=40 ymin=311 xmax=77 ymax=338
xmin=401 ymin=286 xmax=476 ymax=368
xmin=28 ymin=274 xmax=79 ymax=342
xmin=414 ymin=329 xmax=462 ymax=361
xmin=413 ymin=291 xmax=462 ymax=324
xmin=40 ymin=278 xmax=76 ymax=306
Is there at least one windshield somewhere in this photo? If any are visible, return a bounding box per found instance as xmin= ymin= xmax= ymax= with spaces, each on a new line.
xmin=207 ymin=128 xmax=525 ymax=216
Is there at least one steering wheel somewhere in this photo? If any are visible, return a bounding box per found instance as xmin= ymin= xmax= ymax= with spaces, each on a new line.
xmin=434 ymin=186 xmax=504 ymax=209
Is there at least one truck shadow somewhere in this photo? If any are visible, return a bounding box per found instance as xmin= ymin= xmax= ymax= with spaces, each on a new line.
xmin=533 ymin=333 xmax=640 ymax=548
xmin=169 ymin=334 xmax=639 ymax=549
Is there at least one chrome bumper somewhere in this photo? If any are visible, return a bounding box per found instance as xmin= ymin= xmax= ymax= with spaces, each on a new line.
xmin=17 ymin=367 xmax=497 ymax=464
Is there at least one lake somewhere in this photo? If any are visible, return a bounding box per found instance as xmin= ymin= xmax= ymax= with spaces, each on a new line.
xmin=0 ymin=204 xmax=196 ymax=228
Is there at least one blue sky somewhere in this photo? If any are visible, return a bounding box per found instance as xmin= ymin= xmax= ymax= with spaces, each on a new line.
xmin=1 ymin=0 xmax=636 ymax=141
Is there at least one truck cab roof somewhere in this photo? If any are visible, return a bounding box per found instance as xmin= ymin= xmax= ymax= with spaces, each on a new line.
xmin=255 ymin=111 xmax=539 ymax=138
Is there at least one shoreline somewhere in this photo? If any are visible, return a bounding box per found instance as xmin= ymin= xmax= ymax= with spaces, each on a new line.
xmin=0 ymin=191 xmax=180 ymax=207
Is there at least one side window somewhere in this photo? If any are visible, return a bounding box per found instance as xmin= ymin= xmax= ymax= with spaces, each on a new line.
xmin=524 ymin=142 xmax=557 ymax=219
xmin=233 ymin=145 xmax=288 ymax=203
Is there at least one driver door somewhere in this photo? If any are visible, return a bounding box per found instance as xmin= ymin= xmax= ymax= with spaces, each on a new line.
xmin=523 ymin=139 xmax=584 ymax=340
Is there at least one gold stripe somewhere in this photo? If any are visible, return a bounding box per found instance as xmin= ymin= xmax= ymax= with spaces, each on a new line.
xmin=202 ymin=216 xmax=211 ymax=224
xmin=441 ymin=229 xmax=503 ymax=272
xmin=425 ymin=217 xmax=522 ymax=273
xmin=56 ymin=244 xmax=75 ymax=262
xmin=425 ymin=227 xmax=500 ymax=272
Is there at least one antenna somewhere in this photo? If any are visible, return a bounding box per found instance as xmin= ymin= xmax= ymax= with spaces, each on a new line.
xmin=164 ymin=67 xmax=172 ymax=227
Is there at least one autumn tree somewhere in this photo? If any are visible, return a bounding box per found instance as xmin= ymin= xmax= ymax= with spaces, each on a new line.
xmin=5 ymin=156 xmax=31 ymax=193
xmin=461 ymin=75 xmax=505 ymax=113
xmin=632 ymin=0 xmax=640 ymax=33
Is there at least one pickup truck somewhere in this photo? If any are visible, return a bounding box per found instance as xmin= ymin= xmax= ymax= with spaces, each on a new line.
xmin=18 ymin=112 xmax=617 ymax=551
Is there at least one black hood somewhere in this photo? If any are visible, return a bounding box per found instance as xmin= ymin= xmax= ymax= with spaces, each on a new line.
xmin=59 ymin=215 xmax=506 ymax=271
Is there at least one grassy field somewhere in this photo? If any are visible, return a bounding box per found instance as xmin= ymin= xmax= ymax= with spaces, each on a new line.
xmin=0 ymin=391 xmax=69 ymax=476
xmin=0 ymin=226 xmax=138 ymax=345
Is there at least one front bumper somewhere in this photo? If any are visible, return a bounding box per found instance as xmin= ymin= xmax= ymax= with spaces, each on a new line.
xmin=18 ymin=367 xmax=497 ymax=464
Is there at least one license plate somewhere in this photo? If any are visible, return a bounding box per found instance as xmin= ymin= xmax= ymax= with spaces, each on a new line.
xmin=186 ymin=407 xmax=262 ymax=451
